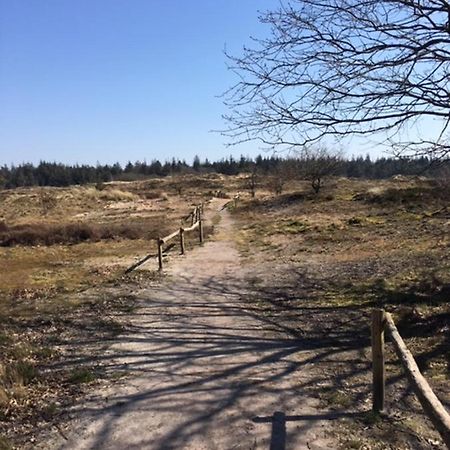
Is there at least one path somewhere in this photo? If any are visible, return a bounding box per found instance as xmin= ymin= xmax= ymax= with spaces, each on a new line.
xmin=48 ymin=200 xmax=334 ymax=449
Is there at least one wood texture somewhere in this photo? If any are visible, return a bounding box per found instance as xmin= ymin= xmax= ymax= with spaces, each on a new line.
xmin=385 ymin=313 xmax=450 ymax=447
xmin=371 ymin=309 xmax=386 ymax=413
xmin=199 ymin=218 xmax=203 ymax=243
xmin=157 ymin=238 xmax=163 ymax=271
xmin=184 ymin=222 xmax=199 ymax=232
xmin=180 ymin=227 xmax=185 ymax=255
xmin=162 ymin=229 xmax=180 ymax=244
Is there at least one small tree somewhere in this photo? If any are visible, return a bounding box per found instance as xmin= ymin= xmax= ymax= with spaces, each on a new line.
xmin=270 ymin=160 xmax=293 ymax=195
xmin=244 ymin=164 xmax=258 ymax=198
xmin=297 ymin=148 xmax=342 ymax=194
xmin=193 ymin=155 xmax=201 ymax=172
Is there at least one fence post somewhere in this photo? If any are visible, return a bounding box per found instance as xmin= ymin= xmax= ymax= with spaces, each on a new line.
xmin=372 ymin=309 xmax=386 ymax=413
xmin=198 ymin=209 xmax=204 ymax=243
xmin=157 ymin=238 xmax=163 ymax=271
xmin=180 ymin=227 xmax=185 ymax=254
xmin=191 ymin=209 xmax=195 ymax=226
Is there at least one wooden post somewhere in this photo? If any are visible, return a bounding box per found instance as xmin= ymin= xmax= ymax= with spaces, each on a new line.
xmin=199 ymin=218 xmax=203 ymax=243
xmin=157 ymin=238 xmax=163 ymax=271
xmin=372 ymin=309 xmax=386 ymax=413
xmin=198 ymin=210 xmax=203 ymax=243
xmin=179 ymin=227 xmax=185 ymax=255
xmin=191 ymin=210 xmax=195 ymax=226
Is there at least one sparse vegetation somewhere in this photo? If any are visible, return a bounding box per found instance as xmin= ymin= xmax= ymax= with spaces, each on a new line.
xmin=232 ymin=175 xmax=449 ymax=449
xmin=0 ymin=172 xmax=448 ymax=448
xmin=0 ymin=175 xmax=225 ymax=448
xmin=39 ymin=190 xmax=58 ymax=216
xmin=0 ymin=220 xmax=159 ymax=247
xmin=68 ymin=368 xmax=97 ymax=384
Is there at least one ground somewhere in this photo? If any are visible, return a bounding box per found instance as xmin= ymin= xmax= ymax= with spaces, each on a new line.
xmin=0 ymin=174 xmax=448 ymax=449
xmin=36 ymin=200 xmax=333 ymax=449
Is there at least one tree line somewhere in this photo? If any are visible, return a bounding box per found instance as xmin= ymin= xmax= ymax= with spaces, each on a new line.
xmin=0 ymin=155 xmax=445 ymax=189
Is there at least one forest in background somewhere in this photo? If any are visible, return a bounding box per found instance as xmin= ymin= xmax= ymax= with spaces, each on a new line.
xmin=0 ymin=154 xmax=448 ymax=189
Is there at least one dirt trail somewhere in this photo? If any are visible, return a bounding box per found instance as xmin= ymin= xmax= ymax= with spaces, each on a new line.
xmin=46 ymin=199 xmax=335 ymax=450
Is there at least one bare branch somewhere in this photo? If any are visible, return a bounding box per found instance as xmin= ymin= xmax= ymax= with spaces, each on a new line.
xmin=223 ymin=0 xmax=450 ymax=161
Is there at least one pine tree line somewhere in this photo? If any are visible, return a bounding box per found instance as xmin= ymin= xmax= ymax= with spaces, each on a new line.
xmin=0 ymin=155 xmax=445 ymax=189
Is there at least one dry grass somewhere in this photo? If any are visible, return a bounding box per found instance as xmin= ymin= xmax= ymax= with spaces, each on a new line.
xmin=232 ymin=175 xmax=449 ymax=449
xmin=0 ymin=176 xmax=223 ymax=447
xmin=0 ymin=219 xmax=166 ymax=247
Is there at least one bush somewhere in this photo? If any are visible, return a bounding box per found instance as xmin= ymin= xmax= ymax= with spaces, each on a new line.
xmin=142 ymin=191 xmax=162 ymax=200
xmin=355 ymin=183 xmax=450 ymax=205
xmin=0 ymin=220 xmax=161 ymax=247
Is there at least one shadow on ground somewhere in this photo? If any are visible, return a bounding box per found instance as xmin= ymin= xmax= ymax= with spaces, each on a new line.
xmin=44 ymin=264 xmax=448 ymax=449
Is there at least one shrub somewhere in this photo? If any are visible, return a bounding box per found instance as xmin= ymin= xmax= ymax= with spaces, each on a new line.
xmin=142 ymin=191 xmax=162 ymax=200
xmin=0 ymin=220 xmax=162 ymax=247
xmin=355 ymin=184 xmax=450 ymax=205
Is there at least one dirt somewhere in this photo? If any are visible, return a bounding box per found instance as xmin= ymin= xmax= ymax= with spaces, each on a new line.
xmin=229 ymin=183 xmax=449 ymax=450
xmin=38 ymin=199 xmax=334 ymax=449
xmin=6 ymin=177 xmax=448 ymax=450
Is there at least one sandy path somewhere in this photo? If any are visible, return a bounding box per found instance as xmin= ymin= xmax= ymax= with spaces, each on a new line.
xmin=48 ymin=200 xmax=334 ymax=450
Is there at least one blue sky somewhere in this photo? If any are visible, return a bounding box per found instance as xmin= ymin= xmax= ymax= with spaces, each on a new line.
xmin=0 ymin=0 xmax=393 ymax=166
xmin=1 ymin=0 xmax=283 ymax=166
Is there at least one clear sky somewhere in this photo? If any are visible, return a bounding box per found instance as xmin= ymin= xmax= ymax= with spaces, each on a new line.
xmin=1 ymin=1 xmax=405 ymax=167
xmin=1 ymin=0 xmax=288 ymax=166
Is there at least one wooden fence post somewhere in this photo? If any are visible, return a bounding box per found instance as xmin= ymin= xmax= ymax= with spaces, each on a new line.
xmin=198 ymin=209 xmax=203 ymax=243
xmin=180 ymin=227 xmax=185 ymax=255
xmin=372 ymin=309 xmax=386 ymax=413
xmin=157 ymin=238 xmax=163 ymax=271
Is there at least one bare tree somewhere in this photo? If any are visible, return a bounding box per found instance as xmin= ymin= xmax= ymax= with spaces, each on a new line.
xmin=270 ymin=159 xmax=296 ymax=195
xmin=297 ymin=147 xmax=343 ymax=193
xmin=244 ymin=164 xmax=259 ymax=198
xmin=224 ymin=0 xmax=450 ymax=161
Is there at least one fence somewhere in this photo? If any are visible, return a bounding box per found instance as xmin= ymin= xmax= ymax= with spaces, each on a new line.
xmin=371 ymin=309 xmax=450 ymax=447
xmin=125 ymin=203 xmax=204 ymax=273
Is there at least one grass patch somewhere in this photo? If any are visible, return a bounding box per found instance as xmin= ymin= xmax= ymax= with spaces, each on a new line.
xmin=68 ymin=368 xmax=97 ymax=384
xmin=320 ymin=389 xmax=353 ymax=409
xmin=5 ymin=361 xmax=39 ymax=386
xmin=0 ymin=334 xmax=11 ymax=346
xmin=0 ymin=436 xmax=12 ymax=450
